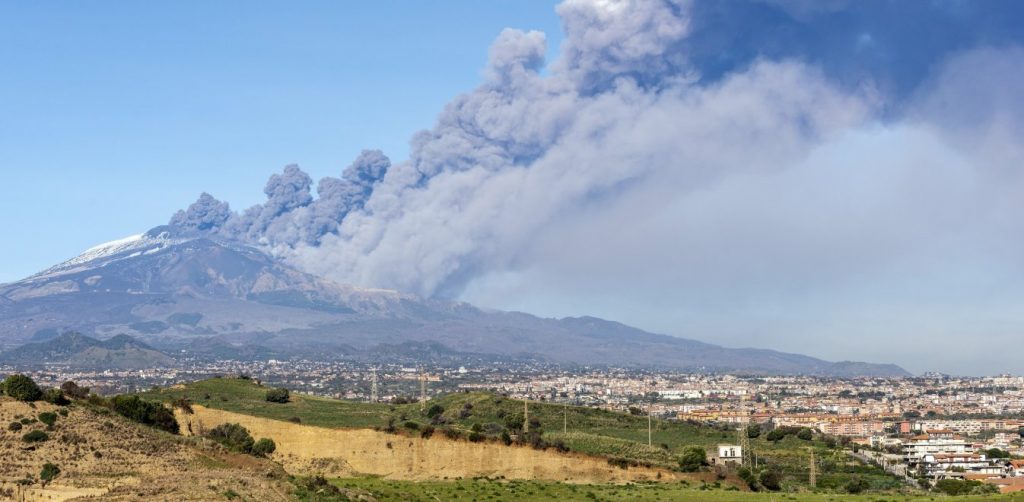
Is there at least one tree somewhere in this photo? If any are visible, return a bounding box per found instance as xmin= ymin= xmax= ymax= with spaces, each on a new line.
xmin=737 ymin=466 xmax=758 ymax=490
xmin=425 ymin=404 xmax=445 ymax=419
xmin=796 ymin=428 xmax=813 ymax=441
xmin=43 ymin=388 xmax=69 ymax=406
xmin=628 ymin=406 xmax=643 ymax=416
xmin=110 ymin=395 xmax=179 ymax=434
xmin=503 ymin=412 xmax=524 ymax=432
xmin=746 ymin=424 xmax=761 ymax=439
xmin=251 ymin=438 xmax=276 ymax=457
xmin=207 ymin=423 xmax=255 ymax=453
xmin=3 ymin=374 xmax=42 ymax=402
xmin=265 ymin=388 xmax=290 ymax=403
xmin=759 ymin=469 xmax=782 ymax=491
xmin=985 ymin=448 xmax=1011 ymax=459
xmin=766 ymin=429 xmax=786 ymax=442
xmin=61 ymin=381 xmax=89 ymax=400
xmin=678 ymin=446 xmax=707 ymax=472
xmin=39 ymin=463 xmax=60 ymax=486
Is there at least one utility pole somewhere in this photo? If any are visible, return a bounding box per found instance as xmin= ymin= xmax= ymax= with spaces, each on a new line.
xmin=370 ymin=367 xmax=379 ymax=403
xmin=808 ymin=448 xmax=817 ymax=488
xmin=564 ymin=403 xmax=568 ymax=434
xmin=524 ymin=399 xmax=529 ymax=434
xmin=648 ymin=409 xmax=652 ymax=446
xmin=419 ymin=368 xmax=427 ymax=409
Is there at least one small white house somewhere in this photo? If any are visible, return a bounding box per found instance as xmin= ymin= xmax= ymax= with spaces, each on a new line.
xmin=712 ymin=444 xmax=742 ymax=465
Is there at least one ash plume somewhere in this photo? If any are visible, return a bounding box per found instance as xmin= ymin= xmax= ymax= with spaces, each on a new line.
xmin=167 ymin=0 xmax=1024 ymax=373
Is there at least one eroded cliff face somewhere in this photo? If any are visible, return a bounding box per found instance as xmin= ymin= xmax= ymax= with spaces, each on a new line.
xmin=179 ymin=405 xmax=695 ymax=484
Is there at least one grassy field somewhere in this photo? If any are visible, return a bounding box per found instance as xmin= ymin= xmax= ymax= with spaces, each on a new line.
xmin=144 ymin=378 xmax=910 ymax=495
xmin=300 ymin=477 xmax=1024 ymax=502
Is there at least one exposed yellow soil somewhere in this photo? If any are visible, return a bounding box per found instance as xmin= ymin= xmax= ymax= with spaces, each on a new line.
xmin=180 ymin=405 xmax=697 ymax=484
xmin=0 ymin=398 xmax=292 ymax=501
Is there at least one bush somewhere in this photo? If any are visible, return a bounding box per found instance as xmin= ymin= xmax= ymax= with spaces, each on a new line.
xmin=845 ymin=477 xmax=869 ymax=494
xmin=110 ymin=395 xmax=179 ymax=434
xmin=425 ymin=404 xmax=445 ymax=418
xmin=251 ymin=438 xmax=276 ymax=457
xmin=61 ymin=381 xmax=89 ymax=400
xmin=22 ymin=430 xmax=49 ymax=443
xmin=420 ymin=425 xmax=435 ymax=439
xmin=3 ymin=375 xmax=42 ymax=402
xmin=766 ymin=429 xmax=786 ymax=442
xmin=503 ymin=413 xmax=524 ymax=432
xmin=678 ymin=446 xmax=707 ymax=472
xmin=934 ymin=479 xmax=998 ymax=496
xmin=206 ymin=423 xmax=255 ymax=453
xmin=746 ymin=424 xmax=761 ymax=438
xmin=265 ymin=387 xmax=290 ymax=403
xmin=8 ymin=421 xmax=22 ymax=432
xmin=37 ymin=412 xmax=57 ymax=427
xmin=404 ymin=421 xmax=420 ymax=430
xmin=796 ymin=428 xmax=813 ymax=440
xmin=737 ymin=467 xmax=758 ymax=490
xmin=39 ymin=463 xmax=60 ymax=485
xmin=759 ymin=469 xmax=782 ymax=491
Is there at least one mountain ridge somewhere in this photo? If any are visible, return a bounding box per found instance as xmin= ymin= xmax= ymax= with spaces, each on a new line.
xmin=0 ymin=227 xmax=910 ymax=376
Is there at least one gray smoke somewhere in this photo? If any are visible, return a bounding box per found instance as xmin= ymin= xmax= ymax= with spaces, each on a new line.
xmin=167 ymin=0 xmax=1024 ymax=373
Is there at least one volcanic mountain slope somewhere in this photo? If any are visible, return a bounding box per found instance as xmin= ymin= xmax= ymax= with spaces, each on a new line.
xmin=0 ymin=226 xmax=909 ymax=376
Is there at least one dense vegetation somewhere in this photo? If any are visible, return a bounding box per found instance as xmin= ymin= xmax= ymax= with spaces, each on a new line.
xmin=2 ymin=374 xmax=43 ymax=401
xmin=205 ymin=422 xmax=277 ymax=457
xmin=110 ymin=395 xmax=180 ymax=434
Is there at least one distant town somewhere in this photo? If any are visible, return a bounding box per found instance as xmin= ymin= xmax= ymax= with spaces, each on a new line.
xmin=5 ymin=359 xmax=1023 ymax=490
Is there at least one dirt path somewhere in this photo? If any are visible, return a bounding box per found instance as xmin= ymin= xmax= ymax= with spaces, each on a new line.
xmin=179 ymin=405 xmax=694 ymax=484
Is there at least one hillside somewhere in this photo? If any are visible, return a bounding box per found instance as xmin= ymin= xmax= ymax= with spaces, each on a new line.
xmin=0 ymin=395 xmax=292 ymax=500
xmin=0 ymin=227 xmax=910 ymax=376
xmin=147 ymin=378 xmax=901 ymax=491
xmin=0 ymin=332 xmax=173 ymax=369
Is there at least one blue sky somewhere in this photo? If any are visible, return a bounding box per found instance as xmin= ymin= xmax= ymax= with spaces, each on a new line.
xmin=3 ymin=1 xmax=1024 ymax=374
xmin=0 ymin=1 xmax=561 ymax=282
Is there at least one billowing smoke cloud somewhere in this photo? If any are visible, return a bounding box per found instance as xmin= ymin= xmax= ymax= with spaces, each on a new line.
xmin=170 ymin=0 xmax=1024 ymax=374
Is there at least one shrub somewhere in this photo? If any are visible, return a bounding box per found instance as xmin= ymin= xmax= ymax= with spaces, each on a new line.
xmin=3 ymin=375 xmax=42 ymax=402
xmin=500 ymin=430 xmax=512 ymax=445
xmin=759 ymin=469 xmax=782 ymax=491
xmin=746 ymin=424 xmax=761 ymax=438
xmin=425 ymin=404 xmax=445 ymax=418
xmin=43 ymin=389 xmax=69 ymax=406
xmin=37 ymin=412 xmax=57 ymax=427
xmin=110 ymin=395 xmax=179 ymax=434
xmin=934 ymin=479 xmax=998 ymax=496
xmin=420 ymin=425 xmax=435 ymax=439
xmin=22 ymin=430 xmax=49 ymax=443
xmin=39 ymin=463 xmax=60 ymax=485
xmin=265 ymin=388 xmax=290 ymax=403
xmin=503 ymin=413 xmax=524 ymax=432
xmin=60 ymin=381 xmax=89 ymax=400
xmin=8 ymin=421 xmax=22 ymax=432
xmin=766 ymin=429 xmax=786 ymax=442
xmin=737 ymin=467 xmax=758 ymax=490
xmin=468 ymin=431 xmax=484 ymax=442
xmin=678 ymin=446 xmax=707 ymax=472
xmin=251 ymin=438 xmax=276 ymax=457
xmin=287 ymin=416 xmax=301 ymax=423
xmin=845 ymin=477 xmax=869 ymax=494
xmin=206 ymin=423 xmax=255 ymax=453
xmin=797 ymin=428 xmax=813 ymax=440
xmin=403 ymin=421 xmax=420 ymax=430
